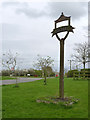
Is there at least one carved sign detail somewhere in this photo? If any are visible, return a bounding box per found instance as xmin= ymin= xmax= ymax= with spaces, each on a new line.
xmin=51 ymin=26 xmax=75 ymax=37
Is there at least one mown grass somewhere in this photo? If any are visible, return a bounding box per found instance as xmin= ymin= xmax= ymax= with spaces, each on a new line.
xmin=1 ymin=76 xmax=16 ymax=80
xmin=2 ymin=78 xmax=88 ymax=118
xmin=1 ymin=76 xmax=41 ymax=80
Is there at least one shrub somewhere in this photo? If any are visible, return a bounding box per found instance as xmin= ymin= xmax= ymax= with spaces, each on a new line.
xmin=67 ymin=70 xmax=78 ymax=78
xmin=80 ymin=69 xmax=90 ymax=78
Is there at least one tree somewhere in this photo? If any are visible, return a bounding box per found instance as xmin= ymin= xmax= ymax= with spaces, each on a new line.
xmin=34 ymin=55 xmax=54 ymax=85
xmin=2 ymin=50 xmax=18 ymax=71
xmin=72 ymin=42 xmax=90 ymax=70
xmin=2 ymin=50 xmax=19 ymax=87
xmin=46 ymin=66 xmax=55 ymax=77
xmin=34 ymin=69 xmax=42 ymax=77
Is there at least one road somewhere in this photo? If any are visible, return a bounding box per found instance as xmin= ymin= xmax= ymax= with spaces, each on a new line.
xmin=0 ymin=77 xmax=43 ymax=85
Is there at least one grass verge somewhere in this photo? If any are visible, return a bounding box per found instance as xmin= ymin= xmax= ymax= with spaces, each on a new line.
xmin=1 ymin=76 xmax=16 ymax=80
xmin=2 ymin=77 xmax=88 ymax=118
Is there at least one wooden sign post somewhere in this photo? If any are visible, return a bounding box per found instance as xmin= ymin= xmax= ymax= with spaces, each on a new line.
xmin=51 ymin=12 xmax=75 ymax=99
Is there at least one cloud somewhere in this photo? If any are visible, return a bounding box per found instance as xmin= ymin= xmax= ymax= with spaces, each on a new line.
xmin=2 ymin=2 xmax=20 ymax=7
xmin=88 ymin=2 xmax=90 ymax=13
xmin=16 ymin=7 xmax=47 ymax=18
xmin=87 ymin=2 xmax=90 ymax=35
xmin=2 ymin=23 xmax=22 ymax=41
xmin=16 ymin=2 xmax=88 ymax=20
xmin=2 ymin=2 xmax=88 ymax=70
xmin=2 ymin=2 xmax=48 ymax=18
xmin=47 ymin=2 xmax=88 ymax=20
xmin=88 ymin=2 xmax=90 ymax=26
xmin=2 ymin=2 xmax=87 ymax=20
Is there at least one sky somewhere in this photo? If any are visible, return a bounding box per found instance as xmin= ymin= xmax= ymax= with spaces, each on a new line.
xmin=0 ymin=0 xmax=89 ymax=71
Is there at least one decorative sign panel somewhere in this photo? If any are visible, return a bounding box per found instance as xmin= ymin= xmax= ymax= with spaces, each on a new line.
xmin=51 ymin=26 xmax=75 ymax=37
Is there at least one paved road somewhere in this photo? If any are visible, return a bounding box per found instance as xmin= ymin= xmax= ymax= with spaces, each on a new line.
xmin=0 ymin=77 xmax=43 ymax=85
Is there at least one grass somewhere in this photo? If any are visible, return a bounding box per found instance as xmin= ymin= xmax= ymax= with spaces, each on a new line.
xmin=1 ymin=76 xmax=16 ymax=80
xmin=1 ymin=76 xmax=41 ymax=80
xmin=2 ymin=77 xmax=88 ymax=118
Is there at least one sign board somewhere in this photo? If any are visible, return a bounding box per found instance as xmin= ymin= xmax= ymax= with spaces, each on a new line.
xmin=51 ymin=25 xmax=75 ymax=37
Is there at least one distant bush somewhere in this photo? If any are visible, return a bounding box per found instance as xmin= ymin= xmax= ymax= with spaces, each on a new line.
xmin=80 ymin=69 xmax=90 ymax=78
xmin=67 ymin=69 xmax=90 ymax=79
xmin=67 ymin=70 xmax=78 ymax=78
xmin=80 ymin=69 xmax=90 ymax=72
xmin=49 ymin=72 xmax=55 ymax=77
xmin=1 ymin=68 xmax=55 ymax=77
xmin=2 ymin=70 xmax=12 ymax=76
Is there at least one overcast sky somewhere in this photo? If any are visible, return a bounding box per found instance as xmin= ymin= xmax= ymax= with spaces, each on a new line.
xmin=0 ymin=1 xmax=88 ymax=71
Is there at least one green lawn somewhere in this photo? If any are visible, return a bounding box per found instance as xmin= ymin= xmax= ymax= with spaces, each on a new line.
xmin=1 ymin=76 xmax=16 ymax=80
xmin=1 ymin=76 xmax=41 ymax=80
xmin=2 ymin=78 xmax=88 ymax=118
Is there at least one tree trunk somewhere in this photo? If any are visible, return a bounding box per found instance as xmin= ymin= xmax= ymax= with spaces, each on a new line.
xmin=83 ymin=62 xmax=85 ymax=79
xmin=59 ymin=40 xmax=64 ymax=98
xmin=44 ymin=76 xmax=46 ymax=85
xmin=44 ymin=69 xmax=47 ymax=85
xmin=42 ymin=70 xmax=43 ymax=78
xmin=83 ymin=62 xmax=85 ymax=70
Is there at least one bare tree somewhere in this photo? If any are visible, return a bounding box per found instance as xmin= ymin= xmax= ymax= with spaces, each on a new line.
xmin=33 ymin=55 xmax=54 ymax=85
xmin=72 ymin=42 xmax=90 ymax=70
xmin=2 ymin=50 xmax=18 ymax=71
xmin=2 ymin=50 xmax=19 ymax=87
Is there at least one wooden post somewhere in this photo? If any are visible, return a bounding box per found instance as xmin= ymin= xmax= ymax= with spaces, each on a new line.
xmin=51 ymin=13 xmax=74 ymax=99
xmin=59 ymin=39 xmax=64 ymax=98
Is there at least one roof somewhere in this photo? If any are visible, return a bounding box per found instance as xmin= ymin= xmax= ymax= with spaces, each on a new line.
xmin=55 ymin=12 xmax=70 ymax=23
